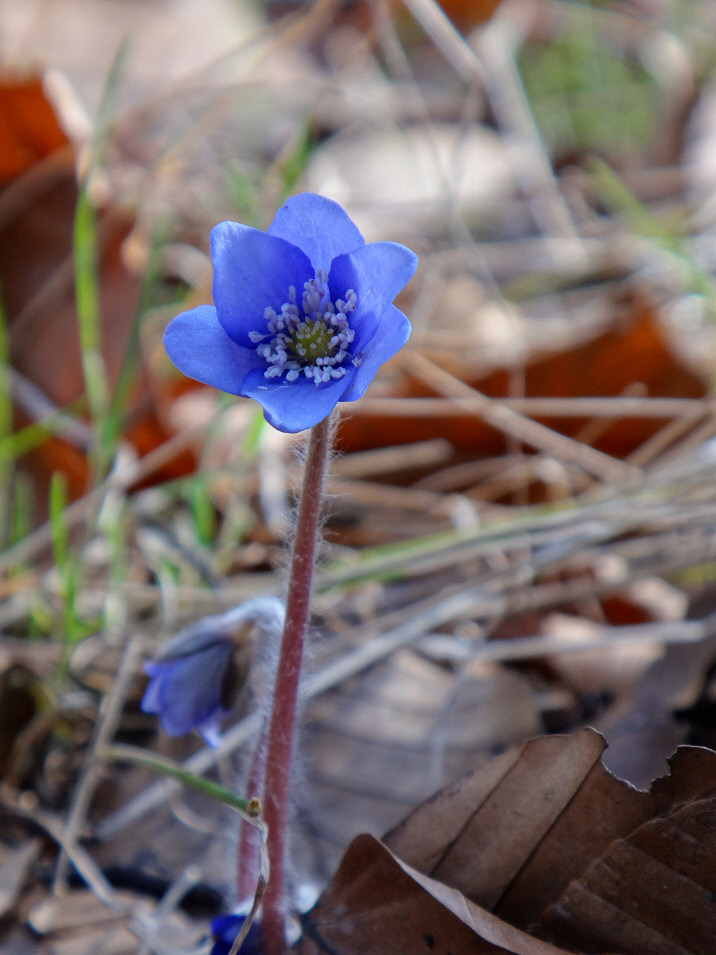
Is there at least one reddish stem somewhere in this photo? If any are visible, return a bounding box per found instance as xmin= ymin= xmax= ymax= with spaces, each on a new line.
xmin=260 ymin=415 xmax=333 ymax=954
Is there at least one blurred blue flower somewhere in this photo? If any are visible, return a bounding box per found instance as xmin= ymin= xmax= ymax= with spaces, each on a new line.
xmin=163 ymin=193 xmax=418 ymax=433
xmin=210 ymin=913 xmax=262 ymax=955
xmin=141 ymin=598 xmax=284 ymax=747
xmin=142 ymin=645 xmax=230 ymax=747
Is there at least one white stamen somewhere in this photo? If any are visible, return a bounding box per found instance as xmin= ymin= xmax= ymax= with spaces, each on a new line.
xmin=249 ymin=269 xmax=357 ymax=387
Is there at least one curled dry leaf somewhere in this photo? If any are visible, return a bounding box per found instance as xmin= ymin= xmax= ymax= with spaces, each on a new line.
xmin=299 ymin=728 xmax=716 ymax=954
xmin=297 ymin=834 xmax=576 ymax=955
xmin=382 ymin=727 xmax=645 ymax=929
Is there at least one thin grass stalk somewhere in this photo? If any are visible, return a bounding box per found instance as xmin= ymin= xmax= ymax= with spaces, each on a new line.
xmin=73 ymin=184 xmax=109 ymax=469
xmin=0 ymin=295 xmax=12 ymax=547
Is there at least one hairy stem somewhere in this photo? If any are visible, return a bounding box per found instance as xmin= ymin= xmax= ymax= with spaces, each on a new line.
xmin=260 ymin=414 xmax=333 ymax=954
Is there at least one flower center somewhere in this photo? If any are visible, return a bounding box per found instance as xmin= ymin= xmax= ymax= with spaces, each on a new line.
xmin=249 ymin=270 xmax=357 ymax=385
xmin=286 ymin=318 xmax=334 ymax=362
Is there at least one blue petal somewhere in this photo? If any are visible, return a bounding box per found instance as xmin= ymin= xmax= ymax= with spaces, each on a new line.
xmin=164 ymin=306 xmax=263 ymax=394
xmin=210 ymin=914 xmax=262 ymax=955
xmin=141 ymin=644 xmax=231 ymax=739
xmin=211 ymin=914 xmax=242 ymax=940
xmin=328 ymin=241 xmax=418 ymax=352
xmin=139 ymin=666 xmax=164 ymax=716
xmin=210 ymin=223 xmax=313 ymax=346
xmin=240 ymin=368 xmax=352 ymax=433
xmin=267 ymin=193 xmax=365 ymax=274
xmin=196 ymin=718 xmax=223 ymax=749
xmin=341 ymin=304 xmax=411 ymax=402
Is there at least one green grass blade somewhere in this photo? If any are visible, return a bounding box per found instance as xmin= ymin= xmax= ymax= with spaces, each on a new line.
xmin=0 ymin=292 xmax=12 ymax=546
xmin=73 ymin=37 xmax=133 ymax=474
xmin=73 ymin=185 xmax=109 ymax=442
xmin=104 ymin=743 xmax=264 ymax=822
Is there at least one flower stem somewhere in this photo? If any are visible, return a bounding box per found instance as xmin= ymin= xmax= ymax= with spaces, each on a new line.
xmin=260 ymin=414 xmax=333 ymax=954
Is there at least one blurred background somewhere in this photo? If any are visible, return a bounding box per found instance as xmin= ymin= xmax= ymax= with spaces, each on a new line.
xmin=5 ymin=0 xmax=716 ymax=952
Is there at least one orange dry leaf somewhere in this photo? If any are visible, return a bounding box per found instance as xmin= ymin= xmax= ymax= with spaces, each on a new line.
xmin=0 ymin=71 xmax=191 ymax=506
xmin=338 ymin=290 xmax=707 ymax=459
xmin=0 ymin=74 xmax=69 ymax=185
xmin=267 ymin=0 xmax=503 ymax=35
xmin=407 ymin=0 xmax=503 ymax=32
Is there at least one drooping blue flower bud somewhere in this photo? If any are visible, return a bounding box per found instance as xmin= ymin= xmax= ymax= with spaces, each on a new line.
xmin=140 ymin=597 xmax=284 ymax=747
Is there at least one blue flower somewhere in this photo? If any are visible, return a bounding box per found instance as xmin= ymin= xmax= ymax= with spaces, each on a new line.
xmin=141 ymin=644 xmax=231 ymax=748
xmin=210 ymin=913 xmax=263 ymax=955
xmin=140 ymin=598 xmax=284 ymax=747
xmin=163 ymin=193 xmax=418 ymax=433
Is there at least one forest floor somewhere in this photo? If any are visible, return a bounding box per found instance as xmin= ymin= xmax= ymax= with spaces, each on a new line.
xmin=3 ymin=0 xmax=716 ymax=952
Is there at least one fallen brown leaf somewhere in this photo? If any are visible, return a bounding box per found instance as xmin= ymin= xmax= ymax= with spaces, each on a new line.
xmin=536 ymin=796 xmax=716 ymax=954
xmin=300 ymin=729 xmax=716 ymax=954
xmin=384 ymin=728 xmax=649 ymax=930
xmin=297 ymin=833 xmax=576 ymax=955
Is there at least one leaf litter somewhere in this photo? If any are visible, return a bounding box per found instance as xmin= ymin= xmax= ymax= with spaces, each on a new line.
xmin=4 ymin=0 xmax=716 ymax=952
xmin=300 ymin=731 xmax=716 ymax=954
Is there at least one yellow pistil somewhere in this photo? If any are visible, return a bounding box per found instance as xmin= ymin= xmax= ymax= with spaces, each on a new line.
xmin=288 ymin=319 xmax=334 ymax=363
